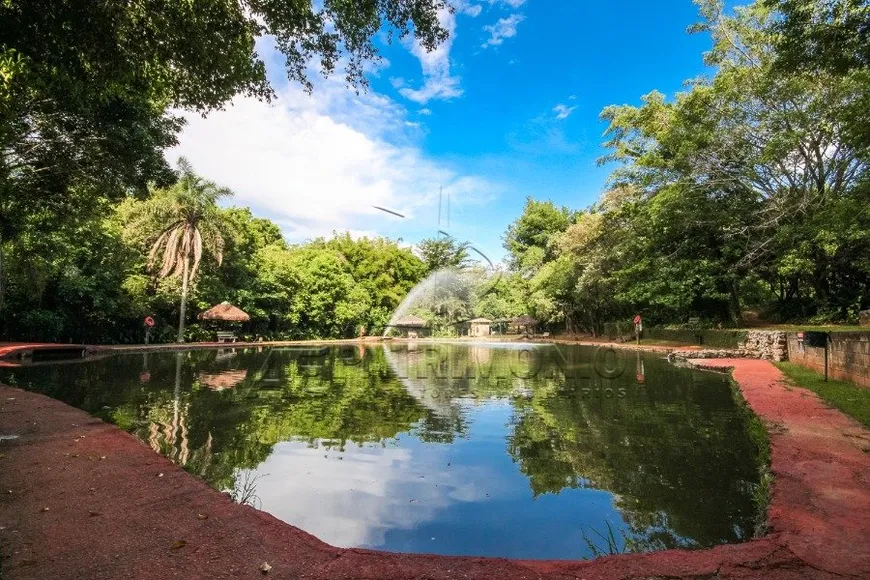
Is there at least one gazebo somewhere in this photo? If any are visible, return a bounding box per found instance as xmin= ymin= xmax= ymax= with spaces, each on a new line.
xmin=198 ymin=301 xmax=250 ymax=342
xmin=389 ymin=315 xmax=429 ymax=339
xmin=511 ymin=314 xmax=539 ymax=335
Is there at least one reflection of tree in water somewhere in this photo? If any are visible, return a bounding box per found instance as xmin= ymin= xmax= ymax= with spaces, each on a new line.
xmin=506 ymin=352 xmax=762 ymax=550
xmin=2 ymin=343 xmax=762 ymax=552
xmin=146 ymin=347 xmax=443 ymax=490
xmin=389 ymin=342 xmax=761 ymax=548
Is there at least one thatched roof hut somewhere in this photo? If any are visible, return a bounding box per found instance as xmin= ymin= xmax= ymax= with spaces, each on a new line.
xmin=198 ymin=301 xmax=250 ymax=322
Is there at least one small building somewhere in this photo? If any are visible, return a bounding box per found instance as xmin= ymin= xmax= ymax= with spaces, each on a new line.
xmin=468 ymin=317 xmax=493 ymax=337
xmin=390 ymin=315 xmax=429 ymax=339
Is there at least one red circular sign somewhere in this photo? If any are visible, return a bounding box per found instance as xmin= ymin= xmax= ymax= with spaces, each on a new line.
xmin=144 ymin=316 xmax=155 ymax=328
xmin=633 ymin=314 xmax=642 ymax=325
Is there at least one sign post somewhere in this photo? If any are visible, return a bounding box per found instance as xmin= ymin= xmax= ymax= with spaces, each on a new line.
xmin=804 ymin=331 xmax=830 ymax=381
xmin=633 ymin=314 xmax=643 ymax=345
xmin=144 ymin=316 xmax=155 ymax=344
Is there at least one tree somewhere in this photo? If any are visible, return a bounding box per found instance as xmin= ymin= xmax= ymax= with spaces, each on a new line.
xmin=321 ymin=234 xmax=426 ymax=330
xmin=1 ymin=0 xmax=450 ymax=293
xmin=503 ymin=198 xmax=574 ymax=273
xmin=2 ymin=0 xmax=449 ymax=109
xmin=0 ymin=194 xmax=142 ymax=342
xmin=763 ymin=0 xmax=870 ymax=74
xmin=252 ymin=244 xmax=371 ymax=339
xmin=597 ymin=0 xmax=869 ymax=322
xmin=417 ymin=235 xmax=472 ymax=273
xmin=474 ymin=271 xmax=528 ymax=321
xmin=130 ymin=159 xmax=232 ymax=342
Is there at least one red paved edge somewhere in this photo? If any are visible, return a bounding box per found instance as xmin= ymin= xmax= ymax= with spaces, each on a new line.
xmin=1 ymin=358 xmax=868 ymax=579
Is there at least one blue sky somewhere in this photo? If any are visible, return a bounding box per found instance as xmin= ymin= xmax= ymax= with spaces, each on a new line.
xmin=170 ymin=0 xmax=723 ymax=263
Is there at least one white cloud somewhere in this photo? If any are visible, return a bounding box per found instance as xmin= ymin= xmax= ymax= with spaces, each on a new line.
xmin=418 ymin=108 xmax=432 ymax=116
xmin=398 ymin=8 xmax=463 ymax=104
xmin=482 ymin=14 xmax=525 ymax=48
xmin=169 ymin=68 xmax=494 ymax=242
xmin=553 ymin=104 xmax=577 ymax=120
xmin=455 ymin=1 xmax=483 ymax=17
xmin=489 ymin=0 xmax=526 ymax=7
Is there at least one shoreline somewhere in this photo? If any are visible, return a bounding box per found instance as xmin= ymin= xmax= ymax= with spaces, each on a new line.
xmin=1 ymin=358 xmax=868 ymax=578
xmin=1 ymin=336 xmax=695 ymax=367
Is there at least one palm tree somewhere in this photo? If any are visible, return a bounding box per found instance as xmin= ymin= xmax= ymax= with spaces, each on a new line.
xmin=136 ymin=158 xmax=231 ymax=342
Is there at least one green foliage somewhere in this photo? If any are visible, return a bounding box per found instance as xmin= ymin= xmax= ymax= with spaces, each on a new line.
xmin=764 ymin=0 xmax=870 ymax=74
xmin=126 ymin=159 xmax=234 ymax=342
xmin=319 ymin=233 xmax=427 ymax=327
xmin=502 ymin=0 xmax=870 ymax=330
xmin=0 ymin=182 xmax=426 ymax=342
xmin=4 ymin=0 xmax=870 ymax=341
xmin=474 ymin=272 xmax=528 ymax=321
xmin=417 ymin=235 xmax=472 ymax=273
xmin=643 ymin=328 xmax=748 ymax=348
xmin=503 ymin=197 xmax=574 ymax=272
xmin=0 ymin=0 xmax=449 ymax=319
xmin=253 ymin=244 xmax=370 ymax=339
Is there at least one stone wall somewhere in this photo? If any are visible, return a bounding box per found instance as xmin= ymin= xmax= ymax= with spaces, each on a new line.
xmin=670 ymin=348 xmax=754 ymax=360
xmin=670 ymin=331 xmax=788 ymax=361
xmin=787 ymin=332 xmax=870 ymax=388
xmin=739 ymin=331 xmax=788 ymax=361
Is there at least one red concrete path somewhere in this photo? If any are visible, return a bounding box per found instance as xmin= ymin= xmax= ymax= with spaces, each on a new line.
xmin=1 ymin=359 xmax=868 ymax=579
xmin=0 ymin=343 xmax=88 ymax=367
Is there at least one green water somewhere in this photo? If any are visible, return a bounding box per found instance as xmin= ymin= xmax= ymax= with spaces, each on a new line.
xmin=1 ymin=343 xmax=764 ymax=559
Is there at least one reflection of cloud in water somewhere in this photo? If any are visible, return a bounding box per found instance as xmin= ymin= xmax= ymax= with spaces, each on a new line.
xmin=250 ymin=437 xmax=495 ymax=548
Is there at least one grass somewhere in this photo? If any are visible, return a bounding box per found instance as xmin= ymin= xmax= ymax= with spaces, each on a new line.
xmin=727 ymin=377 xmax=772 ymax=538
xmin=774 ymin=362 xmax=870 ymax=428
xmin=635 ymin=338 xmax=695 ymax=347
xmin=229 ymin=469 xmax=265 ymax=509
xmin=581 ymin=521 xmax=630 ymax=557
xmin=753 ymin=324 xmax=863 ymax=333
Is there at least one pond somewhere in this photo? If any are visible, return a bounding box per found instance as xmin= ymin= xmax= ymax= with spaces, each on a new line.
xmin=1 ymin=343 xmax=764 ymax=560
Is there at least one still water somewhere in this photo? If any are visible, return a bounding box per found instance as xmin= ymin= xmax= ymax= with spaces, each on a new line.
xmin=1 ymin=343 xmax=763 ymax=559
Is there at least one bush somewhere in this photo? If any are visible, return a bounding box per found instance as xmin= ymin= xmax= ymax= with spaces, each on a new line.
xmin=603 ymin=321 xmax=633 ymax=339
xmin=644 ymin=327 xmax=748 ymax=348
xmin=14 ymin=309 xmax=66 ymax=342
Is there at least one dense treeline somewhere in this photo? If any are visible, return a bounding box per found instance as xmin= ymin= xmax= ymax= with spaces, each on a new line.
xmin=0 ymin=160 xmax=430 ymax=343
xmin=504 ymin=0 xmax=870 ymax=333
xmin=2 ymin=0 xmax=868 ymax=342
xmin=0 ymin=0 xmax=448 ymax=343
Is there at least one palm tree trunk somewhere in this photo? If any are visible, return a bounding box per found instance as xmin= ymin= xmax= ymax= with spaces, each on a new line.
xmin=0 ymin=230 xmax=5 ymax=316
xmin=177 ymin=254 xmax=190 ymax=343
